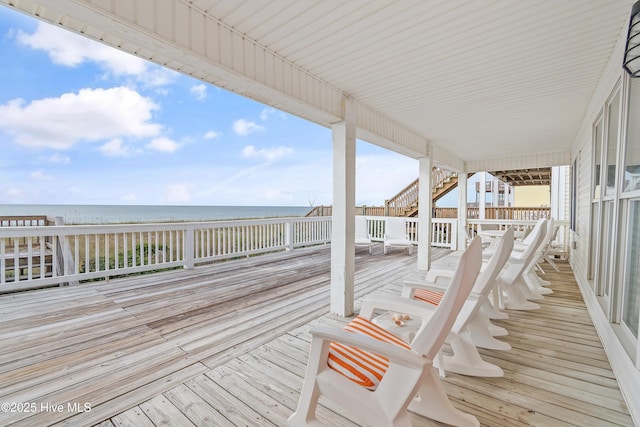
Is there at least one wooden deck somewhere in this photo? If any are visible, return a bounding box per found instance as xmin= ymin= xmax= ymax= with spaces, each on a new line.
xmin=0 ymin=244 xmax=634 ymax=426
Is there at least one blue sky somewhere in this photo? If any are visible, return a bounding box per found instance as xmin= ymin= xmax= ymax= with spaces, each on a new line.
xmin=0 ymin=6 xmax=422 ymax=207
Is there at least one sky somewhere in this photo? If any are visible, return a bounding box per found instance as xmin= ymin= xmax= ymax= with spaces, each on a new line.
xmin=0 ymin=5 xmax=421 ymax=207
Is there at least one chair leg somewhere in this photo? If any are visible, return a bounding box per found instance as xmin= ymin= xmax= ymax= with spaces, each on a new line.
xmin=514 ymin=276 xmax=545 ymax=300
xmin=503 ymin=281 xmax=540 ymax=310
xmin=288 ymin=382 xmax=322 ymax=427
xmin=288 ymin=339 xmax=326 ymax=427
xmin=473 ymin=310 xmax=508 ymax=336
xmin=544 ymin=255 xmax=561 ymax=272
xmin=482 ymin=296 xmax=508 ymax=320
xmin=408 ymin=367 xmax=480 ymax=427
xmin=433 ymin=348 xmax=446 ymax=378
xmin=468 ymin=318 xmax=512 ymax=351
xmin=444 ymin=331 xmax=504 ymax=377
xmin=493 ymin=282 xmax=507 ymax=313
xmin=523 ymin=269 xmax=553 ymax=295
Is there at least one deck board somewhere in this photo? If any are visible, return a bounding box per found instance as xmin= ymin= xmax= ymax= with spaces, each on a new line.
xmin=0 ymin=245 xmax=634 ymax=426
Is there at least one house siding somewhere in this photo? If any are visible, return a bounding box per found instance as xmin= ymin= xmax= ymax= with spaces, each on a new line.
xmin=570 ymin=21 xmax=640 ymax=424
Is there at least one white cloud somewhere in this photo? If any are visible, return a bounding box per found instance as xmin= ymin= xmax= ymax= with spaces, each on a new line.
xmin=260 ymin=107 xmax=288 ymax=121
xmin=121 ymin=193 xmax=138 ymax=202
xmin=146 ymin=137 xmax=180 ymax=153
xmin=140 ymin=67 xmax=179 ymax=88
xmin=100 ymin=138 xmax=138 ymax=157
xmin=233 ymin=119 xmax=265 ymax=136
xmin=241 ymin=145 xmax=293 ymax=161
xmin=204 ymin=130 xmax=221 ymax=140
xmin=15 ymin=22 xmax=178 ymax=88
xmin=16 ymin=22 xmax=147 ymax=76
xmin=30 ymin=170 xmax=51 ymax=180
xmin=164 ymin=183 xmax=192 ymax=204
xmin=260 ymin=107 xmax=275 ymax=121
xmin=39 ymin=153 xmax=71 ymax=164
xmin=190 ymin=84 xmax=207 ymax=100
xmin=0 ymin=87 xmax=161 ymax=150
xmin=154 ymin=87 xmax=171 ymax=96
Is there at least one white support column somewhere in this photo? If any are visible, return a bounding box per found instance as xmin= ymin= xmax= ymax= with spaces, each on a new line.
xmin=551 ymin=166 xmax=568 ymax=220
xmin=457 ymin=172 xmax=468 ymax=250
xmin=417 ymin=157 xmax=433 ymax=271
xmin=492 ymin=177 xmax=499 ymax=207
xmin=479 ymin=172 xmax=487 ymax=219
xmin=330 ymin=98 xmax=356 ymax=317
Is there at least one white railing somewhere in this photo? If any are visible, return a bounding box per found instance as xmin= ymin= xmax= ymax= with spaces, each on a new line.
xmin=361 ymin=216 xmax=457 ymax=249
xmin=364 ymin=217 xmax=568 ymax=252
xmin=468 ymin=219 xmax=570 ymax=254
xmin=1 ymin=215 xmax=569 ymax=293
xmin=0 ymin=217 xmax=332 ymax=293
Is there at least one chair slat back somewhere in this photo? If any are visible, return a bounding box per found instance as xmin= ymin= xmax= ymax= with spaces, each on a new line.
xmin=411 ymin=236 xmax=482 ymax=359
xmin=385 ymin=218 xmax=408 ymax=238
xmin=472 ymin=227 xmax=514 ymax=295
xmin=355 ymin=216 xmax=369 ymax=239
xmin=517 ymin=219 xmax=547 ymax=261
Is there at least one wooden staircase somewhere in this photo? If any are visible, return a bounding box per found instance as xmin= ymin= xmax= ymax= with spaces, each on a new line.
xmin=305 ymin=168 xmax=462 ymax=217
xmin=384 ymin=168 xmax=460 ymax=217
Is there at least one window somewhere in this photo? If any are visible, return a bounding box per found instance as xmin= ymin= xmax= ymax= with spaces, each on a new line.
xmin=624 ymin=78 xmax=640 ymax=193
xmin=571 ymin=158 xmax=577 ymax=231
xmin=622 ymin=200 xmax=640 ymax=337
xmin=605 ymin=91 xmax=621 ymax=197
xmin=593 ymin=118 xmax=604 ymax=199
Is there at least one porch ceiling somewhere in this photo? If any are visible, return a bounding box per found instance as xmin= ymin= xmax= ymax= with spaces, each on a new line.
xmin=1 ymin=0 xmax=634 ymax=168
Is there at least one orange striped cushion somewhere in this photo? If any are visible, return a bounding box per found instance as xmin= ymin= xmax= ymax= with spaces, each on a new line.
xmin=327 ymin=316 xmax=411 ymax=390
xmin=413 ymin=289 xmax=444 ymax=306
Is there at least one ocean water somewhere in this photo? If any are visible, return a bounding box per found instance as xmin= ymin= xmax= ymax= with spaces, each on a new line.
xmin=0 ymin=204 xmax=311 ymax=225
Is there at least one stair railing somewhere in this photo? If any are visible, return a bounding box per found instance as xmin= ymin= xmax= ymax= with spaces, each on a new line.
xmin=384 ymin=168 xmax=457 ymax=216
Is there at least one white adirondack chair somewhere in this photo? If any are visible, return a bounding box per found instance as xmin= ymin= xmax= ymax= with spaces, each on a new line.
xmin=368 ymin=228 xmax=514 ymax=377
xmin=496 ymin=219 xmax=548 ymax=310
xmin=288 ymin=237 xmax=483 ymax=427
xmin=383 ymin=217 xmax=414 ymax=254
xmin=354 ymin=216 xmax=373 ymax=254
xmin=518 ymin=219 xmax=557 ymax=293
xmin=541 ymin=224 xmax=562 ymax=272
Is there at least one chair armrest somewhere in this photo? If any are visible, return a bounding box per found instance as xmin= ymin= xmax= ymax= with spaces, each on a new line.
xmin=512 ymin=242 xmax=528 ymax=252
xmin=310 ymin=326 xmax=429 ymax=368
xmin=405 ymin=271 xmax=452 ymax=286
xmin=360 ymin=292 xmax=438 ymax=319
xmin=506 ymin=255 xmax=527 ymax=264
xmin=402 ymin=280 xmax=450 ymax=298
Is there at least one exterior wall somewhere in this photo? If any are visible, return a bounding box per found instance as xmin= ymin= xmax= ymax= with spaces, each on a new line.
xmin=513 ymin=186 xmax=550 ymax=207
xmin=571 ymin=28 xmax=625 ymax=280
xmin=570 ymin=20 xmax=640 ymax=423
xmin=573 ymin=135 xmax=594 ymax=284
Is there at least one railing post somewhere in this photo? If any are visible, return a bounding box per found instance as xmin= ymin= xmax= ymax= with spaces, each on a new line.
xmin=285 ymin=220 xmax=294 ymax=251
xmin=451 ymin=221 xmax=458 ymax=250
xmin=51 ymin=216 xmax=78 ymax=287
xmin=184 ymin=225 xmax=195 ymax=270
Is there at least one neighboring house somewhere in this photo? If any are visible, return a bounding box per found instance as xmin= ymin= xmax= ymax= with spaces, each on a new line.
xmin=513 ymin=186 xmax=550 ymax=207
